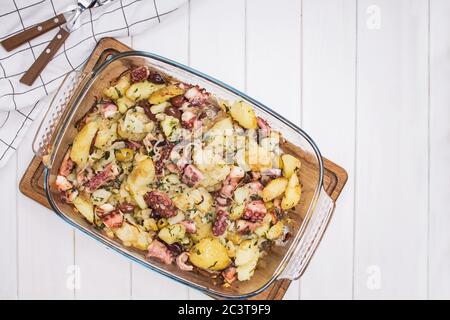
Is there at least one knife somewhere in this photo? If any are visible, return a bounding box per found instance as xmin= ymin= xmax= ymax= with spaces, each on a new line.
xmin=1 ymin=0 xmax=100 ymax=52
xmin=15 ymin=0 xmax=115 ymax=86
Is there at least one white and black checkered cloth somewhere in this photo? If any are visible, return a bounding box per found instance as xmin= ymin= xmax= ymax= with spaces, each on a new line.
xmin=0 ymin=0 xmax=186 ymax=168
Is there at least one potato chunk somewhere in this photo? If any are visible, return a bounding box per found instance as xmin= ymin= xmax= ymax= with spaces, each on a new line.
xmin=73 ymin=196 xmax=94 ymax=223
xmin=116 ymin=96 xmax=135 ymax=113
xmin=125 ymin=81 xmax=163 ymax=101
xmin=194 ymin=188 xmax=213 ymax=213
xmin=209 ymin=117 xmax=234 ymax=133
xmin=148 ymin=85 xmax=184 ymax=105
xmin=70 ymin=121 xmax=98 ymax=167
xmin=127 ymin=157 xmax=155 ymax=208
xmin=191 ymin=216 xmax=213 ymax=242
xmin=118 ymin=109 xmax=153 ymax=141
xmin=230 ymin=101 xmax=257 ymax=129
xmin=262 ymin=177 xmax=288 ymax=202
xmin=189 ymin=238 xmax=231 ymax=271
xmin=281 ymin=154 xmax=301 ymax=178
xmin=114 ymin=222 xmax=139 ymax=245
xmin=235 ymin=240 xmax=260 ymax=281
xmin=94 ymin=122 xmax=117 ymax=149
xmin=247 ymin=141 xmax=273 ymax=172
xmin=281 ymin=172 xmax=301 ymax=210
xmin=266 ymin=221 xmax=284 ymax=240
xmin=158 ymin=224 xmax=186 ymax=245
xmin=104 ymin=75 xmax=131 ymax=100
xmin=160 ymin=116 xmax=181 ymax=142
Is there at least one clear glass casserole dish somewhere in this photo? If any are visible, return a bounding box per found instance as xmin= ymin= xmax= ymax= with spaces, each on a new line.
xmin=32 ymin=51 xmax=335 ymax=299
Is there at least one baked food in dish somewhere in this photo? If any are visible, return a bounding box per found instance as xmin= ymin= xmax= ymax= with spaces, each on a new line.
xmin=56 ymin=65 xmax=302 ymax=285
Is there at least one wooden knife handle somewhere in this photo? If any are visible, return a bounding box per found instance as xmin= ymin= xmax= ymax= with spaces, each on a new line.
xmin=1 ymin=14 xmax=67 ymax=52
xmin=20 ymin=28 xmax=70 ymax=86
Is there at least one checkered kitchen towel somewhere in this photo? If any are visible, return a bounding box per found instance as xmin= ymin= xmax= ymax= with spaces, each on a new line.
xmin=0 ymin=0 xmax=186 ymax=168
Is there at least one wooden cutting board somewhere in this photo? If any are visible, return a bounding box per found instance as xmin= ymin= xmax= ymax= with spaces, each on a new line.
xmin=19 ymin=37 xmax=348 ymax=300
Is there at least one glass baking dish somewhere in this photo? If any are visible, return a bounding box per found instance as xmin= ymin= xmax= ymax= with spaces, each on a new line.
xmin=32 ymin=51 xmax=335 ymax=299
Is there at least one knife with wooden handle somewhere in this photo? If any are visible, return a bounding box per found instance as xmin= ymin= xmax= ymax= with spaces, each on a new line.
xmin=17 ymin=0 xmax=117 ymax=86
xmin=19 ymin=29 xmax=70 ymax=86
xmin=1 ymin=14 xmax=67 ymax=52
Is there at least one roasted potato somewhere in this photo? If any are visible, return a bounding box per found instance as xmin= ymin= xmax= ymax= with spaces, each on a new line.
xmin=212 ymin=116 xmax=234 ymax=131
xmin=230 ymin=204 xmax=245 ymax=220
xmin=70 ymin=121 xmax=98 ymax=167
xmin=254 ymin=215 xmax=272 ymax=237
xmin=189 ymin=238 xmax=231 ymax=271
xmin=148 ymin=85 xmax=184 ymax=105
xmin=234 ymin=186 xmax=250 ymax=204
xmin=226 ymin=232 xmax=243 ymax=245
xmin=262 ymin=177 xmax=288 ymax=202
xmin=230 ymin=101 xmax=257 ymax=129
xmin=235 ymin=240 xmax=259 ymax=266
xmin=266 ymin=221 xmax=284 ymax=240
xmin=104 ymin=75 xmax=131 ymax=100
xmin=127 ymin=157 xmax=155 ymax=208
xmin=173 ymin=190 xmax=196 ymax=211
xmin=94 ymin=122 xmax=117 ymax=149
xmin=114 ymin=222 xmax=139 ymax=246
xmin=236 ymin=255 xmax=258 ymax=281
xmin=234 ymin=148 xmax=251 ymax=172
xmin=118 ymin=109 xmax=154 ymax=141
xmin=247 ymin=141 xmax=273 ymax=172
xmin=191 ymin=216 xmax=213 ymax=242
xmin=235 ymin=240 xmax=260 ymax=281
xmin=160 ymin=116 xmax=181 ymax=142
xmin=73 ymin=196 xmax=94 ymax=223
xmin=143 ymin=217 xmax=158 ymax=232
xmin=150 ymin=102 xmax=169 ymax=114
xmin=225 ymin=240 xmax=236 ymax=258
xmin=158 ymin=224 xmax=186 ymax=245
xmin=281 ymin=172 xmax=301 ymax=210
xmin=125 ymin=81 xmax=164 ymax=101
xmin=91 ymin=189 xmax=111 ymax=206
xmin=134 ymin=230 xmax=151 ymax=250
xmin=194 ymin=188 xmax=213 ymax=213
xmin=281 ymin=154 xmax=301 ymax=178
xmin=116 ymin=96 xmax=135 ymax=113
xmin=167 ymin=211 xmax=185 ymax=225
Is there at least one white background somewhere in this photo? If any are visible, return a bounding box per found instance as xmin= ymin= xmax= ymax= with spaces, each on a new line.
xmin=1 ymin=0 xmax=449 ymax=300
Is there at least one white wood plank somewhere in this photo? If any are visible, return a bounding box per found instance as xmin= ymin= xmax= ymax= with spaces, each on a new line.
xmin=130 ymin=4 xmax=190 ymax=300
xmin=73 ymin=232 xmax=131 ymax=299
xmin=131 ymin=263 xmax=190 ymax=300
xmin=73 ymin=37 xmax=132 ymax=300
xmin=16 ymin=109 xmax=75 ymax=299
xmin=354 ymin=0 xmax=428 ymax=299
xmin=246 ymin=0 xmax=302 ymax=300
xmin=429 ymin=0 xmax=450 ymax=300
xmin=0 ymin=153 xmax=17 ymax=299
xmin=299 ymin=0 xmax=356 ymax=300
xmin=189 ymin=0 xmax=246 ymax=91
xmin=188 ymin=0 xmax=246 ymax=300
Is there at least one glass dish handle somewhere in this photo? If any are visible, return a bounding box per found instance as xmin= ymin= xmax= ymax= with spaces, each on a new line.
xmin=280 ymin=187 xmax=335 ymax=280
xmin=32 ymin=71 xmax=88 ymax=168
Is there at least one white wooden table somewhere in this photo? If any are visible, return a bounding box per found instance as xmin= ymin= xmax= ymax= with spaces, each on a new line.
xmin=1 ymin=0 xmax=449 ymax=300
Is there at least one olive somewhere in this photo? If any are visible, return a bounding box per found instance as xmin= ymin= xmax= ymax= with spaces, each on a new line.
xmin=157 ymin=218 xmax=169 ymax=229
xmin=166 ymin=243 xmax=183 ymax=255
xmin=164 ymin=105 xmax=182 ymax=120
xmin=115 ymin=148 xmax=134 ymax=162
xmin=138 ymin=100 xmax=157 ymax=121
xmin=170 ymin=95 xmax=186 ymax=108
xmin=148 ymin=71 xmax=165 ymax=84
